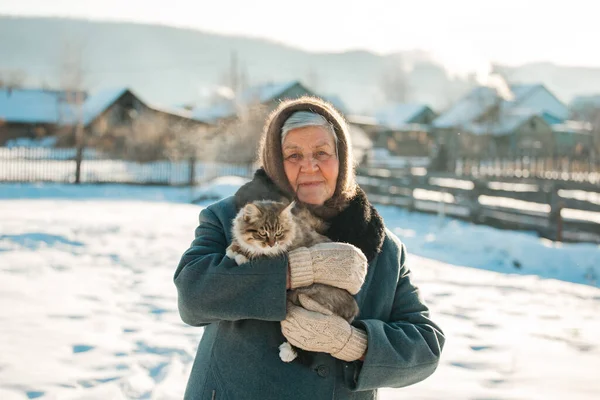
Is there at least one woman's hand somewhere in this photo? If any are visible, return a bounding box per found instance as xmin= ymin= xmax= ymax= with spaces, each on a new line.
xmin=281 ymin=300 xmax=368 ymax=362
xmin=287 ymin=242 xmax=367 ymax=294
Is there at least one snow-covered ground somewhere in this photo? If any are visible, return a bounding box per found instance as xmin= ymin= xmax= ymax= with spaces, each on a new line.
xmin=0 ymin=181 xmax=598 ymax=399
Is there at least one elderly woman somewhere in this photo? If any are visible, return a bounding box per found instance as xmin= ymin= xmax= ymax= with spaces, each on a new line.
xmin=174 ymin=97 xmax=444 ymax=399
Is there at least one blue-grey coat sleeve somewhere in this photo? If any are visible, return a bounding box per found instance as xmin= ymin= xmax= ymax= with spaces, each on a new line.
xmin=174 ymin=206 xmax=288 ymax=326
xmin=351 ymin=237 xmax=445 ymax=390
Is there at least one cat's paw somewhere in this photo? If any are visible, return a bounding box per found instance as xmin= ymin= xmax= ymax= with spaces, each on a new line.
xmin=234 ymin=253 xmax=248 ymax=265
xmin=278 ymin=341 xmax=297 ymax=362
xmin=225 ymin=248 xmax=236 ymax=260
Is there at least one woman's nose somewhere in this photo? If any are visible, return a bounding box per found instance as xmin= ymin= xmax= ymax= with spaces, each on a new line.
xmin=300 ymin=156 xmax=319 ymax=172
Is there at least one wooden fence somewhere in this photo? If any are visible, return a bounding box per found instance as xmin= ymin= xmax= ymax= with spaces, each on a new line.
xmin=0 ymin=147 xmax=254 ymax=185
xmin=357 ymin=166 xmax=600 ymax=244
xmin=2 ymin=147 xmax=599 ymax=244
xmin=454 ymin=157 xmax=600 ymax=184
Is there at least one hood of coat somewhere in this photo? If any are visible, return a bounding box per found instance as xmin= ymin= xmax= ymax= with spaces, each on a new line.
xmin=258 ymin=96 xmax=357 ymax=219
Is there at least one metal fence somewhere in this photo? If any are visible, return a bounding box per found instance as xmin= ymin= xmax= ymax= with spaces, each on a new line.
xmin=0 ymin=147 xmax=254 ymax=185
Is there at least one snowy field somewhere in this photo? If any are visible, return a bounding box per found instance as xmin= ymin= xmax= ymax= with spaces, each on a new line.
xmin=0 ymin=181 xmax=599 ymax=399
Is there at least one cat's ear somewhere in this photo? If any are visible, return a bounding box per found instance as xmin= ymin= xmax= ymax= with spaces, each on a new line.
xmin=281 ymin=200 xmax=296 ymax=216
xmin=243 ymin=203 xmax=261 ymax=222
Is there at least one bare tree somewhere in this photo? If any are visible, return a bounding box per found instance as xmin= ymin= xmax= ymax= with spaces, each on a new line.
xmin=207 ymin=102 xmax=269 ymax=167
xmin=306 ymin=67 xmax=319 ymax=91
xmin=218 ymin=50 xmax=250 ymax=99
xmin=55 ymin=41 xmax=88 ymax=181
xmin=0 ymin=69 xmax=27 ymax=89
xmin=380 ymin=63 xmax=411 ymax=103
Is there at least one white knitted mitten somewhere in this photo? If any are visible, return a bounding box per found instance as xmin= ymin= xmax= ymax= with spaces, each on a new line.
xmin=281 ymin=303 xmax=368 ymax=362
xmin=288 ymin=242 xmax=367 ymax=295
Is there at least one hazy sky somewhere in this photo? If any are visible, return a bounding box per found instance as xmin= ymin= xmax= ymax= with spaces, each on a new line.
xmin=1 ymin=0 xmax=599 ymax=74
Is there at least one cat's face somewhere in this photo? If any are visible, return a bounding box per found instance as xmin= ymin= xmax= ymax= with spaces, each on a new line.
xmin=232 ymin=201 xmax=296 ymax=256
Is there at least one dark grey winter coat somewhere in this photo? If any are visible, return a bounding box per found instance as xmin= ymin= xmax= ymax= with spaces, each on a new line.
xmin=174 ymin=188 xmax=445 ymax=399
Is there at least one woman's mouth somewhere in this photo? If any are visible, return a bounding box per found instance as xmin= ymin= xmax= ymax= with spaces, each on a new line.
xmin=298 ymin=181 xmax=323 ymax=187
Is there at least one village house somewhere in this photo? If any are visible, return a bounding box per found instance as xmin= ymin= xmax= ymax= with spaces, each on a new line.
xmin=0 ymin=87 xmax=210 ymax=159
xmin=371 ymin=103 xmax=436 ymax=157
xmin=191 ymin=80 xmax=373 ymax=165
xmin=430 ymin=83 xmax=588 ymax=166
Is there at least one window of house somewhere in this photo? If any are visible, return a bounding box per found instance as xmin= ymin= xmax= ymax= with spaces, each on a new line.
xmin=113 ymin=96 xmax=137 ymax=124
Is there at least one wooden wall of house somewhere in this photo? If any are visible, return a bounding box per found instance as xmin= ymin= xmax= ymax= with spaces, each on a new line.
xmin=0 ymin=122 xmax=57 ymax=145
xmin=513 ymin=117 xmax=554 ymax=157
xmin=382 ymin=129 xmax=432 ymax=157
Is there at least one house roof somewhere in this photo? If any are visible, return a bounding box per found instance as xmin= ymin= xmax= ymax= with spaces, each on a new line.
xmin=509 ymin=84 xmax=543 ymax=102
xmin=80 ymin=87 xmax=129 ymax=126
xmin=191 ymin=80 xmax=312 ymax=123
xmin=322 ymin=94 xmax=349 ymax=115
xmin=0 ymin=87 xmax=128 ymax=126
xmin=0 ymin=88 xmax=65 ymax=124
xmin=347 ymin=114 xmax=379 ymax=127
xmin=1 ymin=87 xmax=205 ymax=127
xmin=552 ymin=120 xmax=593 ymax=135
xmin=240 ymin=81 xmax=301 ymax=105
xmin=374 ymin=103 xmax=431 ymax=130
xmin=434 ymin=83 xmax=568 ymax=130
xmin=465 ymin=108 xmax=547 ymax=136
xmin=433 ymin=86 xmax=500 ymax=129
xmin=570 ymin=94 xmax=600 ymax=110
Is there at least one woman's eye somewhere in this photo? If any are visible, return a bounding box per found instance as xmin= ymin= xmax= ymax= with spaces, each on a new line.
xmin=286 ymin=154 xmax=301 ymax=161
xmin=316 ymin=151 xmax=331 ymax=160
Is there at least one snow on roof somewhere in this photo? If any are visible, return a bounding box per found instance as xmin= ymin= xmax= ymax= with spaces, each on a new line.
xmin=374 ymin=103 xmax=429 ymax=129
xmin=509 ymin=84 xmax=543 ymax=102
xmin=322 ymin=94 xmax=349 ymax=114
xmin=552 ymin=120 xmax=593 ymax=135
xmin=192 ymin=81 xmax=306 ymax=123
xmin=0 ymin=87 xmax=128 ymax=126
xmin=1 ymin=87 xmax=207 ymax=127
xmin=347 ymin=114 xmax=379 ymax=126
xmin=80 ymin=87 xmax=128 ymax=125
xmin=433 ymin=86 xmax=500 ymax=129
xmin=466 ymin=108 xmax=543 ymax=136
xmin=191 ymin=102 xmax=235 ymax=124
xmin=0 ymin=88 xmax=64 ymax=124
xmin=240 ymin=81 xmax=300 ymax=105
xmin=571 ymin=94 xmax=600 ymax=109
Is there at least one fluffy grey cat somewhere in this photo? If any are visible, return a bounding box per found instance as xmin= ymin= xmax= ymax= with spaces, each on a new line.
xmin=226 ymin=200 xmax=359 ymax=362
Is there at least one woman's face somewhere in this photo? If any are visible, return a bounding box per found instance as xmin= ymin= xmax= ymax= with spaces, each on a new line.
xmin=282 ymin=126 xmax=339 ymax=206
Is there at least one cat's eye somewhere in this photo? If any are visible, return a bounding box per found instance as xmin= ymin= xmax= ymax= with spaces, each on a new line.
xmin=275 ymin=232 xmax=284 ymax=238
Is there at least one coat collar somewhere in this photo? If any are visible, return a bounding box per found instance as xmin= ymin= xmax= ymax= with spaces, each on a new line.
xmin=234 ymin=169 xmax=385 ymax=262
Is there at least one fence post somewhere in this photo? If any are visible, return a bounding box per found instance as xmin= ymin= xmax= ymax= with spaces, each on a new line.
xmin=188 ymin=155 xmax=196 ymax=187
xmin=74 ymin=142 xmax=83 ymax=184
xmin=548 ymin=183 xmax=564 ymax=242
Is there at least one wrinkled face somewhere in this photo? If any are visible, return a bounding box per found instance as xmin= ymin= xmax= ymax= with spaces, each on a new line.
xmin=233 ymin=201 xmax=296 ymax=255
xmin=282 ymin=126 xmax=339 ymax=206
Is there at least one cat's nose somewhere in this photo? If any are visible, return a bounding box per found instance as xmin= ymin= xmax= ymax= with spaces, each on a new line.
xmin=267 ymin=238 xmax=276 ymax=247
